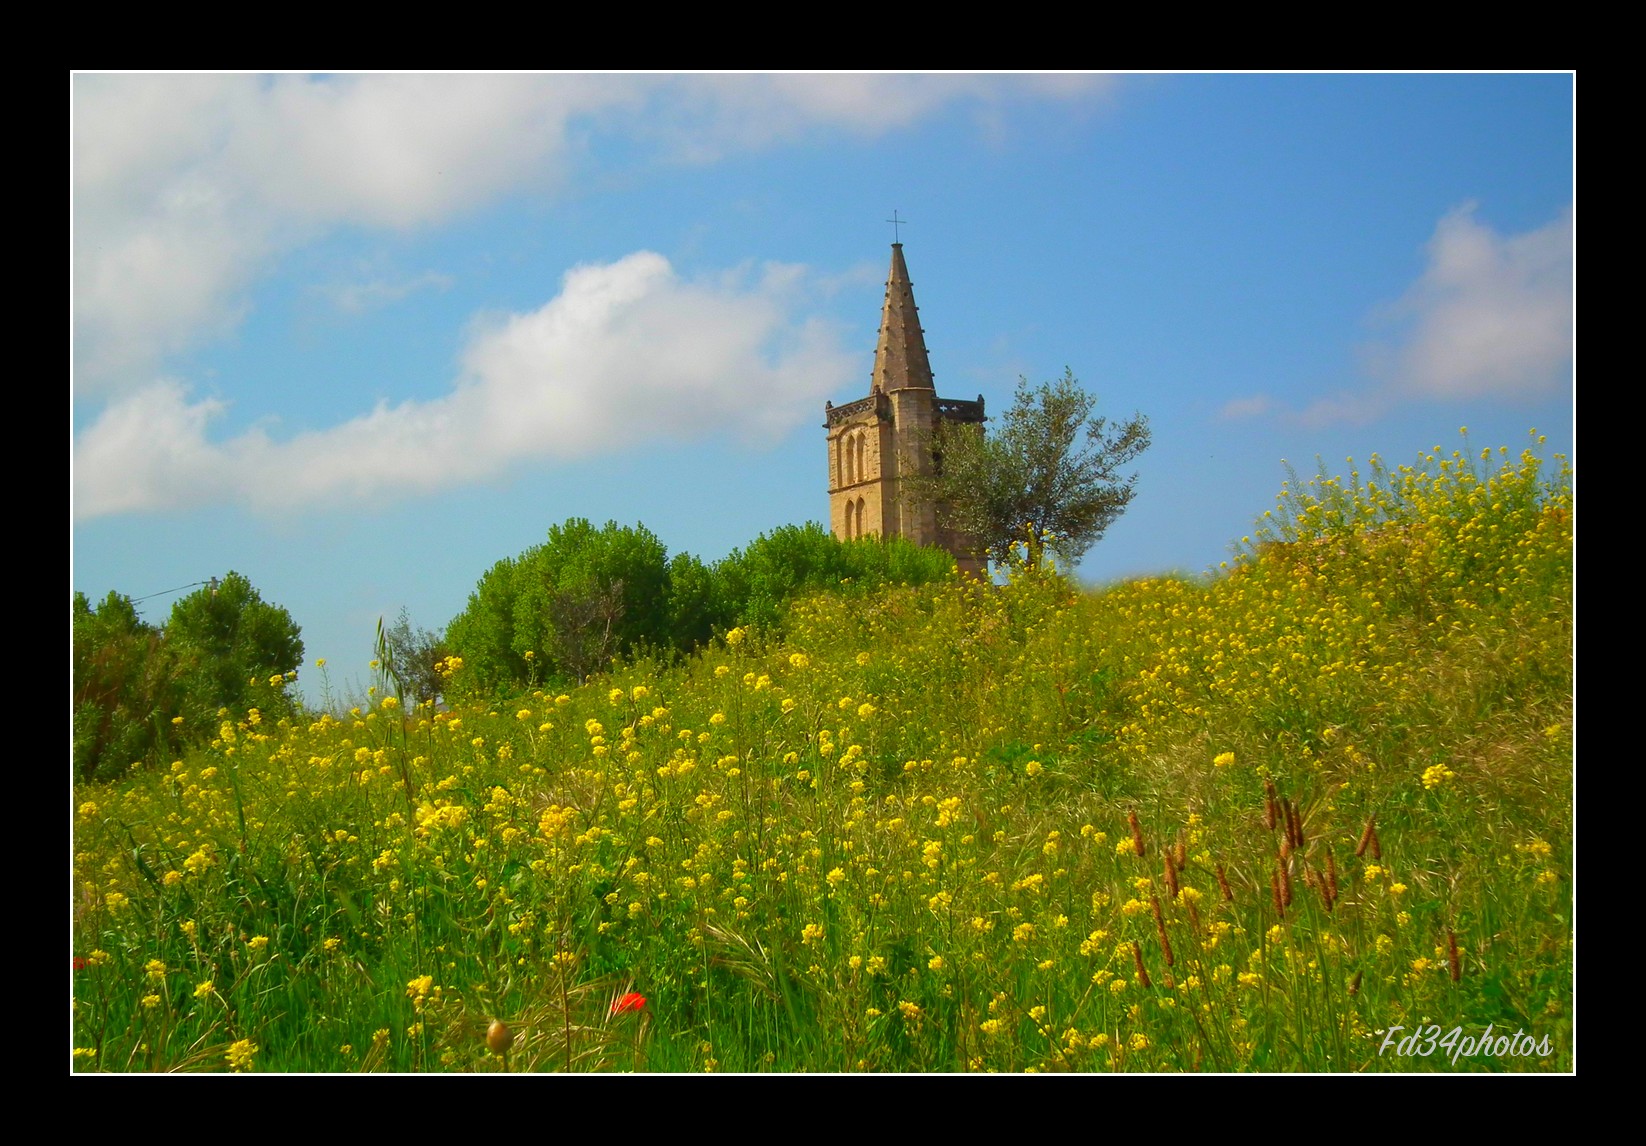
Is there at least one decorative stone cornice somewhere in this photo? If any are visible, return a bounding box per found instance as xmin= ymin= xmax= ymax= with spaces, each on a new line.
xmin=825 ymin=392 xmax=890 ymax=428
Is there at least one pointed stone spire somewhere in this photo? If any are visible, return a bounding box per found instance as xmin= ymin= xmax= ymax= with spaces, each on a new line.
xmin=870 ymin=243 xmax=934 ymax=393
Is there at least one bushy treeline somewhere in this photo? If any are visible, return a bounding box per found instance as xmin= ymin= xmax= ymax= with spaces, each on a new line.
xmin=72 ymin=573 xmax=304 ymax=783
xmin=443 ymin=519 xmax=956 ymax=698
xmin=72 ymin=524 xmax=956 ymax=778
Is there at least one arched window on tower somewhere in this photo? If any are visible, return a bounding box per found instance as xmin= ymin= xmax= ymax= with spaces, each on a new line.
xmin=845 ymin=498 xmax=857 ymax=539
xmin=855 ymin=433 xmax=867 ymax=485
xmin=856 ymin=496 xmax=867 ymax=538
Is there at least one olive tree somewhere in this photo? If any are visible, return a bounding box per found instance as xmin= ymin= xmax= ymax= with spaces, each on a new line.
xmin=917 ymin=369 xmax=1151 ymax=571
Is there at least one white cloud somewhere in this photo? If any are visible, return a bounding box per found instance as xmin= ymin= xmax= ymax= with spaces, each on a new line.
xmin=1293 ymin=390 xmax=1389 ymax=430
xmin=72 ymin=253 xmax=857 ymax=519
xmin=1374 ymin=203 xmax=1573 ymax=402
xmin=316 ymin=271 xmax=455 ymax=315
xmin=72 ymin=74 xmax=631 ymax=392
xmin=72 ymin=379 xmax=230 ymax=516
xmin=653 ymin=74 xmax=1116 ymax=159
xmin=1260 ymin=204 xmax=1573 ymax=428
xmin=1219 ymin=395 xmax=1273 ymax=421
xmin=73 ymin=73 xmax=1109 ymax=397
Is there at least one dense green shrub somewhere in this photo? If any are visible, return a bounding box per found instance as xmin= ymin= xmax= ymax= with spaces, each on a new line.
xmin=72 ymin=572 xmax=303 ymax=781
xmin=445 ymin=519 xmax=957 ymax=697
xmin=445 ymin=519 xmax=672 ymax=695
xmin=715 ymin=522 xmax=957 ymax=630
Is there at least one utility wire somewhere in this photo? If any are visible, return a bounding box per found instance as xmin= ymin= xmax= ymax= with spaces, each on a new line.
xmin=130 ymin=580 xmax=211 ymax=605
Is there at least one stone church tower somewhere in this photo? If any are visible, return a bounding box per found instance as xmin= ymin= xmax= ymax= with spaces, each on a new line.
xmin=825 ymin=243 xmax=986 ymax=576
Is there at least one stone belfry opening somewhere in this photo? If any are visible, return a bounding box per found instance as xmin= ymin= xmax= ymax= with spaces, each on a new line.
xmin=824 ymin=243 xmax=986 ymax=577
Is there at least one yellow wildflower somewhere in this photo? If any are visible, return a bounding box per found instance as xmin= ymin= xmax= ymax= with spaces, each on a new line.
xmin=225 ymin=1039 xmax=257 ymax=1072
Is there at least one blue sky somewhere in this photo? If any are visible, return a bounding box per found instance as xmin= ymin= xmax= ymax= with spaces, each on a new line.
xmin=71 ymin=73 xmax=1574 ymax=704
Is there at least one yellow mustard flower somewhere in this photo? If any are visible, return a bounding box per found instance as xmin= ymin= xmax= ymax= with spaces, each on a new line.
xmin=225 ymin=1039 xmax=257 ymax=1072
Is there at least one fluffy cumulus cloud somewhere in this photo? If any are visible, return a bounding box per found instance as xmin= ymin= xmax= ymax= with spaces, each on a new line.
xmin=73 ymin=253 xmax=857 ymax=518
xmin=1229 ymin=204 xmax=1573 ymax=428
xmin=72 ymin=74 xmax=635 ymax=391
xmin=1381 ymin=203 xmax=1573 ymax=402
xmin=73 ymin=73 xmax=1110 ymax=396
xmin=71 ymin=73 xmax=1112 ymax=517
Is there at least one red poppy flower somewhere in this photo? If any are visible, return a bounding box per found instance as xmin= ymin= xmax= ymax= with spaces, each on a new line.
xmin=73 ymin=956 xmax=87 ymax=972
xmin=610 ymin=992 xmax=646 ymax=1015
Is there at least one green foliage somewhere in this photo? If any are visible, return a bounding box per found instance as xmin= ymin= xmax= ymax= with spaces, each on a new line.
xmin=73 ymin=591 xmax=177 ymax=782
xmin=443 ymin=554 xmax=522 ymax=697
xmin=446 ymin=519 xmax=957 ymax=697
xmin=716 ymin=523 xmax=957 ymax=631
xmin=665 ymin=551 xmax=731 ymax=655
xmin=72 ymin=573 xmax=303 ymax=781
xmin=166 ymin=573 xmax=304 ymax=737
xmin=379 ymin=607 xmax=449 ymax=708
xmin=920 ymin=369 xmax=1151 ymax=570
xmin=446 ymin=519 xmax=672 ymax=693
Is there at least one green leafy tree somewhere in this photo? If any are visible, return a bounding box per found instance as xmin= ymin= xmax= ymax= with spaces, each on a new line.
xmin=665 ymin=551 xmax=733 ymax=654
xmin=714 ymin=523 xmax=956 ymax=630
xmin=446 ymin=519 xmax=672 ymax=692
xmin=73 ymin=591 xmax=179 ymax=782
xmin=72 ymin=573 xmax=303 ymax=780
xmin=380 ymin=607 xmax=450 ymax=709
xmin=917 ymin=369 xmax=1151 ymax=570
xmin=715 ymin=523 xmax=848 ymax=631
xmin=165 ymin=572 xmax=305 ymax=736
xmin=444 ymin=554 xmax=522 ymax=696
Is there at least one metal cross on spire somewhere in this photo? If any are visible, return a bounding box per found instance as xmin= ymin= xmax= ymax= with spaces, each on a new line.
xmin=887 ymin=210 xmax=909 ymax=244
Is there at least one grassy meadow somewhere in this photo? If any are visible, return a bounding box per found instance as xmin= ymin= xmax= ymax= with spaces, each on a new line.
xmin=71 ymin=435 xmax=1573 ymax=1072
